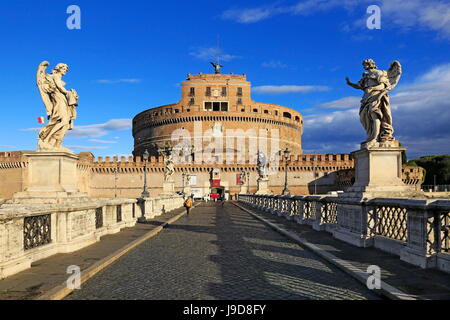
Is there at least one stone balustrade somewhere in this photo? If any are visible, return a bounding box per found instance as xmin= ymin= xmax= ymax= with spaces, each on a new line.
xmin=140 ymin=194 xmax=185 ymax=219
xmin=239 ymin=194 xmax=450 ymax=274
xmin=0 ymin=194 xmax=184 ymax=279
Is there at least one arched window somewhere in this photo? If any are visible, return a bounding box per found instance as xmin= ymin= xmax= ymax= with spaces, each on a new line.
xmin=283 ymin=112 xmax=292 ymax=119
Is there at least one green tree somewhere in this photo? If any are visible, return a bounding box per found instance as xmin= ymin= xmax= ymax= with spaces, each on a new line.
xmin=407 ymin=155 xmax=450 ymax=185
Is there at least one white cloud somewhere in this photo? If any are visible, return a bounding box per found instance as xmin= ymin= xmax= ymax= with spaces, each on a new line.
xmin=66 ymin=145 xmax=109 ymax=150
xmin=20 ymin=119 xmax=132 ymax=139
xmin=303 ymin=63 xmax=450 ymax=159
xmin=222 ymin=6 xmax=279 ymax=23
xmin=189 ymin=47 xmax=240 ymax=62
xmin=96 ymin=79 xmax=141 ymax=84
xmin=261 ymin=60 xmax=288 ymax=69
xmin=67 ymin=119 xmax=132 ymax=138
xmin=222 ymin=0 xmax=450 ymax=39
xmin=315 ymin=96 xmax=360 ymax=110
xmin=417 ymin=63 xmax=450 ymax=83
xmin=0 ymin=145 xmax=17 ymax=148
xmin=381 ymin=0 xmax=450 ymax=38
xmin=88 ymin=139 xmax=118 ymax=144
xmin=253 ymin=85 xmax=330 ymax=95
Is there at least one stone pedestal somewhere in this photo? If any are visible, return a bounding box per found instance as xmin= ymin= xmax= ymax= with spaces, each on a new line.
xmin=334 ymin=142 xmax=424 ymax=248
xmin=10 ymin=152 xmax=88 ymax=204
xmin=239 ymin=184 xmax=248 ymax=194
xmin=183 ymin=186 xmax=192 ymax=197
xmin=255 ymin=178 xmax=271 ymax=195
xmin=160 ymin=181 xmax=175 ymax=195
xmin=343 ymin=145 xmax=422 ymax=199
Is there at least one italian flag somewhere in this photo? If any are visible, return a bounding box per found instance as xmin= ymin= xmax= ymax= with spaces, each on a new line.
xmin=37 ymin=117 xmax=45 ymax=124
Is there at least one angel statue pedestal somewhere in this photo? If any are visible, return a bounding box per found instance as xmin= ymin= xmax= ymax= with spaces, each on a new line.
xmin=239 ymin=184 xmax=249 ymax=195
xmin=161 ymin=181 xmax=175 ymax=196
xmin=183 ymin=185 xmax=192 ymax=197
xmin=343 ymin=141 xmax=420 ymax=199
xmin=10 ymin=152 xmax=88 ymax=204
xmin=255 ymin=178 xmax=271 ymax=195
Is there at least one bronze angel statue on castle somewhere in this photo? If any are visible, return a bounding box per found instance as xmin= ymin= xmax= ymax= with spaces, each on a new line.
xmin=36 ymin=61 xmax=79 ymax=153
xmin=346 ymin=59 xmax=402 ymax=148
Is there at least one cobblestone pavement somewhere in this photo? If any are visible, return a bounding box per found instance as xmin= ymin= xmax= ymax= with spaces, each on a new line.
xmin=67 ymin=202 xmax=380 ymax=300
xmin=0 ymin=207 xmax=186 ymax=300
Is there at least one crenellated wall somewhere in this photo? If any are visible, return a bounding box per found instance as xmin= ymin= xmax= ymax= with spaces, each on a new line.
xmin=0 ymin=151 xmax=424 ymax=199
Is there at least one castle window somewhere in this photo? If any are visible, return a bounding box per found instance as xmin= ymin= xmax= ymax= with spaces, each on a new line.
xmin=206 ymin=87 xmax=211 ymax=96
xmin=175 ymin=109 xmax=179 ymax=113
xmin=241 ymin=108 xmax=245 ymax=112
xmin=283 ymin=112 xmax=291 ymax=119
xmin=295 ymin=116 xmax=300 ymax=121
xmin=189 ymin=87 xmax=195 ymax=97
xmin=253 ymin=108 xmax=258 ymax=113
xmin=189 ymin=98 xmax=195 ymax=105
xmin=275 ymin=110 xmax=279 ymax=116
xmin=264 ymin=110 xmax=269 ymax=114
xmin=237 ymin=98 xmax=242 ymax=105
xmin=237 ymin=87 xmax=243 ymax=96
xmin=205 ymin=101 xmax=228 ymax=112
xmin=221 ymin=87 xmax=227 ymax=97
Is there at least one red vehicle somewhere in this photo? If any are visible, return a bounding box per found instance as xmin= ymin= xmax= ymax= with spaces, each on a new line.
xmin=210 ymin=193 xmax=219 ymax=200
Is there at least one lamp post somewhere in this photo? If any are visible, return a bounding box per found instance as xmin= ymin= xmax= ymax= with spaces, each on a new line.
xmin=281 ymin=148 xmax=291 ymax=196
xmin=312 ymin=154 xmax=317 ymax=195
xmin=182 ymin=172 xmax=187 ymax=196
xmin=141 ymin=149 xmax=150 ymax=198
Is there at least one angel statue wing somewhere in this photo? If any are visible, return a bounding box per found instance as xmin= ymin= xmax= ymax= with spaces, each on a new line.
xmin=387 ymin=61 xmax=402 ymax=90
xmin=36 ymin=61 xmax=55 ymax=117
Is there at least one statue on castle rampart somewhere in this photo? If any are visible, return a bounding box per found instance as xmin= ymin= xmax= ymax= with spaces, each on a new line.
xmin=36 ymin=61 xmax=79 ymax=153
xmin=210 ymin=61 xmax=223 ymax=74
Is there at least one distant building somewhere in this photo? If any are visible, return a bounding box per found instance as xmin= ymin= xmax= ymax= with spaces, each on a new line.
xmin=132 ymin=73 xmax=303 ymax=159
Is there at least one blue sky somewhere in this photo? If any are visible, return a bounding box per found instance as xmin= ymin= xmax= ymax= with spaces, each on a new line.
xmin=0 ymin=0 xmax=449 ymax=159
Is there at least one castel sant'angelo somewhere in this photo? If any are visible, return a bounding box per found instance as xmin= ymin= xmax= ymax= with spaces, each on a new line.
xmin=0 ymin=65 xmax=423 ymax=200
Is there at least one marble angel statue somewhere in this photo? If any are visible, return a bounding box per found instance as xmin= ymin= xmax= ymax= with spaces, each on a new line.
xmin=257 ymin=151 xmax=268 ymax=179
xmin=239 ymin=170 xmax=248 ymax=185
xmin=36 ymin=61 xmax=79 ymax=152
xmin=346 ymin=59 xmax=402 ymax=147
xmin=164 ymin=152 xmax=175 ymax=182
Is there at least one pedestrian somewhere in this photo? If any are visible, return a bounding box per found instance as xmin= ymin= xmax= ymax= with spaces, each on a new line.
xmin=184 ymin=196 xmax=193 ymax=216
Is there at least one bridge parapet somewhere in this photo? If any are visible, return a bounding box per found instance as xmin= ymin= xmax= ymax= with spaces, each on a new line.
xmin=0 ymin=194 xmax=184 ymax=279
xmin=238 ymin=194 xmax=450 ymax=274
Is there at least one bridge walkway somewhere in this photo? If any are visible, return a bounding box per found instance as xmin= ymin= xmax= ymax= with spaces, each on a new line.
xmin=67 ymin=202 xmax=379 ymax=300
